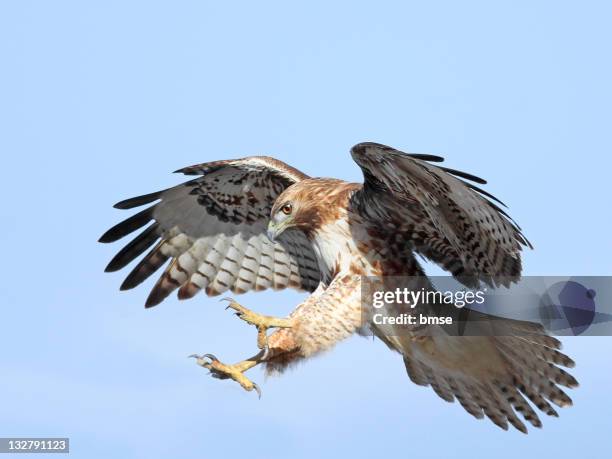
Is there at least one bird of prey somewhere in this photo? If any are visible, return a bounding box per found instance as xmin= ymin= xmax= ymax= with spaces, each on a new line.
xmin=100 ymin=142 xmax=577 ymax=433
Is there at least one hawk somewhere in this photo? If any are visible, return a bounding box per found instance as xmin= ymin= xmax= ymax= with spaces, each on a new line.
xmin=100 ymin=142 xmax=577 ymax=433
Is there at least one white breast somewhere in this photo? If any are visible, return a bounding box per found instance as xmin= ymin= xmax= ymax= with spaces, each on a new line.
xmin=309 ymin=218 xmax=376 ymax=283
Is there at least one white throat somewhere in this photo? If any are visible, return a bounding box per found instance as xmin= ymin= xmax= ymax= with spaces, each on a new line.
xmin=310 ymin=220 xmax=354 ymax=284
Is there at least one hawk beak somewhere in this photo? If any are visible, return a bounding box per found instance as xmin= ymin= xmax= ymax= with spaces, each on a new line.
xmin=267 ymin=222 xmax=278 ymax=242
xmin=267 ymin=219 xmax=291 ymax=242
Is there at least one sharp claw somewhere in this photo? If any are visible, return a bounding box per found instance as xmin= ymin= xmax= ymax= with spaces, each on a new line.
xmin=252 ymin=382 xmax=262 ymax=399
xmin=191 ymin=353 xmax=262 ymax=395
xmin=190 ymin=353 xmax=219 ymax=371
xmin=261 ymin=346 xmax=270 ymax=361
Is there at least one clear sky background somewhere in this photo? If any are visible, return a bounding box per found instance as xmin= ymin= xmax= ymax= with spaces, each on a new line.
xmin=1 ymin=1 xmax=611 ymax=458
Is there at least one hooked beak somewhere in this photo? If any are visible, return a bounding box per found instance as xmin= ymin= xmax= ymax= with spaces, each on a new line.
xmin=267 ymin=221 xmax=286 ymax=242
xmin=267 ymin=222 xmax=278 ymax=242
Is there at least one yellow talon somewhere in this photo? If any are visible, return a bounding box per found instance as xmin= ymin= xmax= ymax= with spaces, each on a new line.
xmin=221 ymin=298 xmax=292 ymax=351
xmin=190 ymin=353 xmax=262 ymax=398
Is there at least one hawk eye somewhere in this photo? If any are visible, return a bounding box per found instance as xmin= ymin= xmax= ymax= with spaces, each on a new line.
xmin=281 ymin=203 xmax=292 ymax=215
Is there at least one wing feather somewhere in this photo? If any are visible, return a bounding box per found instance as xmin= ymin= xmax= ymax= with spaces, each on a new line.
xmin=351 ymin=142 xmax=531 ymax=287
xmin=100 ymin=156 xmax=320 ymax=307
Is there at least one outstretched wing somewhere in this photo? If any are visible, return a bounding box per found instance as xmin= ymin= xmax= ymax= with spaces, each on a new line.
xmin=100 ymin=156 xmax=321 ymax=307
xmin=351 ymin=142 xmax=532 ymax=287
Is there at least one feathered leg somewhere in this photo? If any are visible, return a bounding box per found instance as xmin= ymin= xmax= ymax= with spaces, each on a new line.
xmin=192 ymin=275 xmax=363 ymax=394
xmin=221 ymin=298 xmax=293 ymax=355
xmin=264 ymin=274 xmax=363 ymax=373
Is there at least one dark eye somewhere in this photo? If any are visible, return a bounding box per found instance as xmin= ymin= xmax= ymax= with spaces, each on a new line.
xmin=281 ymin=203 xmax=292 ymax=215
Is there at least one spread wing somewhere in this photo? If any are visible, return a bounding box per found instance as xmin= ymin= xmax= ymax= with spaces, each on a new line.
xmin=99 ymin=156 xmax=321 ymax=307
xmin=353 ymin=144 xmax=576 ymax=432
xmin=351 ymin=142 xmax=532 ymax=288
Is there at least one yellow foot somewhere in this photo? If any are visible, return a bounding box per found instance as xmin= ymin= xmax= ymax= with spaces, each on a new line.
xmin=222 ymin=298 xmax=292 ymax=353
xmin=190 ymin=353 xmax=262 ymax=398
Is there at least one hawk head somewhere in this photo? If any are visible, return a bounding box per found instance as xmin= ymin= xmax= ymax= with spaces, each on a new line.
xmin=267 ymin=178 xmax=357 ymax=241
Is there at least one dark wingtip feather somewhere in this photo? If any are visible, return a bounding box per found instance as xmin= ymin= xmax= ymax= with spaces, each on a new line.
xmin=99 ymin=206 xmax=154 ymax=243
xmin=104 ymin=224 xmax=160 ymax=272
xmin=516 ymin=423 xmax=529 ymax=434
xmin=119 ymin=281 xmax=133 ymax=291
xmin=351 ymin=142 xmax=445 ymax=162
xmin=173 ymin=166 xmax=204 ymax=176
xmin=463 ymin=181 xmax=507 ymax=207
xmin=440 ymin=166 xmax=487 ymax=184
xmin=119 ymin=245 xmax=169 ymax=291
xmin=407 ymin=153 xmax=445 ymax=162
xmin=120 ymin=265 xmax=154 ymax=290
xmin=113 ymin=191 xmax=163 ymax=209
xmin=142 ymin=270 xmax=180 ymax=308
xmin=144 ymin=290 xmax=165 ymax=308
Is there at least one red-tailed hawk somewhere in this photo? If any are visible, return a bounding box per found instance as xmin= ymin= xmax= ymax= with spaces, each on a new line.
xmin=100 ymin=142 xmax=577 ymax=433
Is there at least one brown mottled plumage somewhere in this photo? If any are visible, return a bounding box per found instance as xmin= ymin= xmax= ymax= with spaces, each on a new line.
xmin=100 ymin=142 xmax=576 ymax=433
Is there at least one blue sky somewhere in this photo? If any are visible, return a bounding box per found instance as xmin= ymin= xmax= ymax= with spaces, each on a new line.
xmin=1 ymin=1 xmax=611 ymax=458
